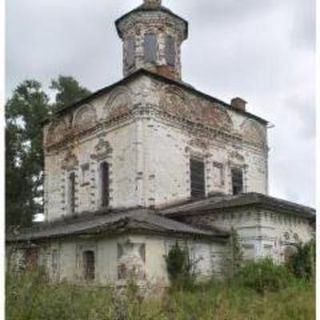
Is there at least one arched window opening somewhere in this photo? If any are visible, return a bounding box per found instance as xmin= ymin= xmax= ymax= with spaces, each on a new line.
xmin=231 ymin=168 xmax=243 ymax=195
xmin=284 ymin=246 xmax=296 ymax=264
xmin=25 ymin=248 xmax=39 ymax=270
xmin=68 ymin=172 xmax=76 ymax=214
xmin=127 ymin=37 xmax=136 ymax=67
xmin=83 ymin=250 xmax=95 ymax=281
xmin=165 ymin=35 xmax=176 ymax=66
xmin=144 ymin=33 xmax=157 ymax=63
xmin=100 ymin=162 xmax=110 ymax=207
xmin=190 ymin=158 xmax=205 ymax=198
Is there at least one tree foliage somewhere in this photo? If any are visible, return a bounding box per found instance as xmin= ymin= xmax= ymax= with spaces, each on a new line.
xmin=6 ymin=76 xmax=91 ymax=228
xmin=286 ymin=239 xmax=315 ymax=280
xmin=165 ymin=242 xmax=195 ymax=289
xmin=50 ymin=76 xmax=91 ymax=111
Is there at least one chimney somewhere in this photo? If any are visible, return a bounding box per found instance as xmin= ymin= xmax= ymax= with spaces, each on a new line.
xmin=231 ymin=97 xmax=247 ymax=112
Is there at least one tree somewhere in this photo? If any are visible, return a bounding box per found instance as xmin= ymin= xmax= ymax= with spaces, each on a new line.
xmin=6 ymin=77 xmax=91 ymax=228
xmin=6 ymin=80 xmax=49 ymax=228
xmin=50 ymin=76 xmax=91 ymax=111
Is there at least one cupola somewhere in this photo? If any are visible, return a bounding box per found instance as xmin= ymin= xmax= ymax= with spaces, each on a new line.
xmin=115 ymin=0 xmax=188 ymax=80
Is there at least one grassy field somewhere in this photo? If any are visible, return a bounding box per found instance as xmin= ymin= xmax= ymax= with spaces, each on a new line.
xmin=6 ymin=271 xmax=315 ymax=320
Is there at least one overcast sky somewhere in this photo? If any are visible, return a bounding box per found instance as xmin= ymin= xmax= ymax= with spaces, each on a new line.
xmin=6 ymin=0 xmax=316 ymax=207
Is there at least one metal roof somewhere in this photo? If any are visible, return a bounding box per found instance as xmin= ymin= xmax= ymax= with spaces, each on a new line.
xmin=42 ymin=69 xmax=268 ymax=126
xmin=6 ymin=208 xmax=228 ymax=242
xmin=115 ymin=4 xmax=189 ymax=39
xmin=160 ymin=193 xmax=316 ymax=220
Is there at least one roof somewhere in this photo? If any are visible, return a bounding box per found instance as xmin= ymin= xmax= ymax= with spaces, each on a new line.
xmin=115 ymin=4 xmax=189 ymax=39
xmin=42 ymin=69 xmax=268 ymax=126
xmin=160 ymin=193 xmax=316 ymax=220
xmin=6 ymin=208 xmax=228 ymax=242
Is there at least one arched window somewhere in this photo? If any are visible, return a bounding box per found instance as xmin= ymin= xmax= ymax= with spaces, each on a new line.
xmin=126 ymin=37 xmax=135 ymax=67
xmin=83 ymin=250 xmax=95 ymax=281
xmin=68 ymin=172 xmax=76 ymax=214
xmin=100 ymin=162 xmax=110 ymax=207
xmin=284 ymin=246 xmax=296 ymax=264
xmin=144 ymin=33 xmax=157 ymax=63
xmin=165 ymin=35 xmax=176 ymax=66
xmin=190 ymin=158 xmax=205 ymax=198
xmin=231 ymin=168 xmax=243 ymax=195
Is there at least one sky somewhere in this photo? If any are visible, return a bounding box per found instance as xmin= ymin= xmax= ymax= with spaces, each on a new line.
xmin=6 ymin=0 xmax=316 ymax=207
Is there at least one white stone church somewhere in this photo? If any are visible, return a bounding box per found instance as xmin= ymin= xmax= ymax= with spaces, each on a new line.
xmin=7 ymin=0 xmax=315 ymax=287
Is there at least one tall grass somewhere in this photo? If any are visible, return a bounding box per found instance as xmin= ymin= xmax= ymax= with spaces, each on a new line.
xmin=6 ymin=269 xmax=314 ymax=320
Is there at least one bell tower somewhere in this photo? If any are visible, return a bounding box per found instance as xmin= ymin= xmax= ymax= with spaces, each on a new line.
xmin=115 ymin=0 xmax=188 ymax=80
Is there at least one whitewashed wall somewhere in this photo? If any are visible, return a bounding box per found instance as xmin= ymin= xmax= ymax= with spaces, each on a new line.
xmin=43 ymin=74 xmax=268 ymax=221
xmin=8 ymin=234 xmax=226 ymax=286
xmin=182 ymin=208 xmax=313 ymax=263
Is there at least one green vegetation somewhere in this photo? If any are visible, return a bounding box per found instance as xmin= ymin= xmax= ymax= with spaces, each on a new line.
xmin=286 ymin=239 xmax=315 ymax=280
xmin=6 ymin=258 xmax=315 ymax=320
xmin=223 ymin=228 xmax=244 ymax=281
xmin=234 ymin=258 xmax=294 ymax=294
xmin=6 ymin=77 xmax=91 ymax=228
xmin=165 ymin=242 xmax=196 ymax=290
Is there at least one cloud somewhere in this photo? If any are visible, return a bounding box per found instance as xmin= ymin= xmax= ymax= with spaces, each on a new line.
xmin=5 ymin=0 xmax=315 ymax=206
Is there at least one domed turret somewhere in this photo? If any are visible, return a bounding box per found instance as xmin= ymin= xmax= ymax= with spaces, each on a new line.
xmin=115 ymin=0 xmax=188 ymax=80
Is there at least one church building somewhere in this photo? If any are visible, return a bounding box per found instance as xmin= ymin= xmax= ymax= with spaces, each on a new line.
xmin=7 ymin=0 xmax=315 ymax=288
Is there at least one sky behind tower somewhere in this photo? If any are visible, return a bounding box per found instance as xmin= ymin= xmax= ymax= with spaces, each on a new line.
xmin=6 ymin=0 xmax=316 ymax=206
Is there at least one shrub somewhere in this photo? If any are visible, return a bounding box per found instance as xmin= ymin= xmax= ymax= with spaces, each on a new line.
xmin=164 ymin=242 xmax=196 ymax=289
xmin=234 ymin=258 xmax=294 ymax=294
xmin=286 ymin=239 xmax=315 ymax=280
xmin=223 ymin=228 xmax=243 ymax=280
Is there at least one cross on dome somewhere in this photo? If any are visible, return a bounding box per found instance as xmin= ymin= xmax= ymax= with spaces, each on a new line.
xmin=143 ymin=0 xmax=162 ymax=8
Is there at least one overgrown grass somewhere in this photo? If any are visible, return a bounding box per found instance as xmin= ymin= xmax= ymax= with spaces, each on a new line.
xmin=6 ymin=269 xmax=315 ymax=320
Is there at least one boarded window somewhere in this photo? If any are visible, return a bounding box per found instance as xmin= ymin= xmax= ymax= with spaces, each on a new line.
xmin=127 ymin=37 xmax=135 ymax=67
xmin=231 ymin=168 xmax=243 ymax=195
xmin=144 ymin=34 xmax=157 ymax=63
xmin=83 ymin=251 xmax=95 ymax=281
xmin=100 ymin=162 xmax=110 ymax=207
xmin=165 ymin=35 xmax=176 ymax=66
xmin=68 ymin=172 xmax=76 ymax=214
xmin=190 ymin=158 xmax=205 ymax=198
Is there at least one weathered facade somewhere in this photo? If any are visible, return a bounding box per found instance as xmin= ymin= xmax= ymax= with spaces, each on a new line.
xmin=7 ymin=0 xmax=315 ymax=288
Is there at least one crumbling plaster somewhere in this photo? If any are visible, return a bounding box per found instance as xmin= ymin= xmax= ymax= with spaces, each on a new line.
xmin=43 ymin=75 xmax=268 ymax=221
